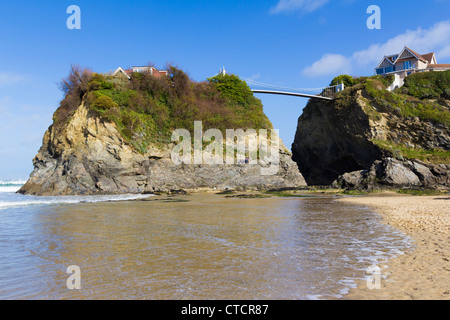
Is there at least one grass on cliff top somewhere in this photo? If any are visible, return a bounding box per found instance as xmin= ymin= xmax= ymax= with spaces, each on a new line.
xmin=396 ymin=188 xmax=447 ymax=196
xmin=371 ymin=139 xmax=450 ymax=164
xmin=331 ymin=71 xmax=450 ymax=127
xmin=53 ymin=65 xmax=273 ymax=153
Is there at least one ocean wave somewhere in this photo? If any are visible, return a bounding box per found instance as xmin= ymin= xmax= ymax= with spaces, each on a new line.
xmin=0 ymin=180 xmax=26 ymax=193
xmin=0 ymin=186 xmax=22 ymax=193
xmin=0 ymin=194 xmax=151 ymax=210
xmin=0 ymin=180 xmax=27 ymax=186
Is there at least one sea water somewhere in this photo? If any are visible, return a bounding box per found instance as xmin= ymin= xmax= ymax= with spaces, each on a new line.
xmin=0 ymin=181 xmax=412 ymax=299
xmin=0 ymin=180 xmax=150 ymax=210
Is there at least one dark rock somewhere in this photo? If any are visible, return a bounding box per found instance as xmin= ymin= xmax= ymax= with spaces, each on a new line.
xmin=293 ymin=86 xmax=449 ymax=190
xmin=292 ymin=98 xmax=382 ymax=185
xmin=332 ymin=158 xmax=450 ymax=190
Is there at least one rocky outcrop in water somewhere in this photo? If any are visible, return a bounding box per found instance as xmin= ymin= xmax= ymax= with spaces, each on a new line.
xmin=19 ymin=103 xmax=306 ymax=196
xmin=292 ymin=73 xmax=450 ymax=190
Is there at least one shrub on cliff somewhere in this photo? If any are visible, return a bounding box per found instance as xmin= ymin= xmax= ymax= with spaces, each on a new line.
xmin=53 ymin=65 xmax=272 ymax=153
xmin=332 ymin=73 xmax=449 ymax=126
xmin=53 ymin=65 xmax=93 ymax=132
xmin=329 ymin=75 xmax=356 ymax=88
xmin=402 ymin=70 xmax=450 ymax=99
xmin=208 ymin=74 xmax=257 ymax=107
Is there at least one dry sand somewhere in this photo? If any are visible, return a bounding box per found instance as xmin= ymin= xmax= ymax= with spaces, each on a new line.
xmin=339 ymin=193 xmax=449 ymax=300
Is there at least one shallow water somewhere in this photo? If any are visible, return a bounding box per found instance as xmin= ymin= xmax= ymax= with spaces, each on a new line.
xmin=0 ymin=192 xmax=412 ymax=300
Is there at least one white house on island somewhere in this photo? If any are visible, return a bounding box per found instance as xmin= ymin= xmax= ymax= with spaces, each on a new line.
xmin=112 ymin=66 xmax=169 ymax=80
xmin=375 ymin=46 xmax=450 ymax=90
xmin=375 ymin=46 xmax=450 ymax=78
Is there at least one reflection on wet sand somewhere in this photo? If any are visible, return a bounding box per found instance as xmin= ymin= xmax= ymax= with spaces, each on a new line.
xmin=0 ymin=194 xmax=411 ymax=299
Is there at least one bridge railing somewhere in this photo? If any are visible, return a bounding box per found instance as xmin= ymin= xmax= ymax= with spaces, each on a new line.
xmin=240 ymin=77 xmax=343 ymax=100
xmin=210 ymin=70 xmax=344 ymax=100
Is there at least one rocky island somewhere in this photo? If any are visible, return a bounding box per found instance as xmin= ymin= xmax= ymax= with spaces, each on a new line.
xmin=292 ymin=72 xmax=450 ymax=191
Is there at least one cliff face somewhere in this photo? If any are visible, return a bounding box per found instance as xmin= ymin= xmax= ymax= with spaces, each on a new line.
xmin=19 ymin=103 xmax=305 ymax=196
xmin=291 ymin=93 xmax=383 ymax=185
xmin=292 ymin=73 xmax=450 ymax=190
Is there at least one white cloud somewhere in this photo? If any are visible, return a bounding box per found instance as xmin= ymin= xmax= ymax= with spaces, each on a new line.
xmin=302 ymin=20 xmax=450 ymax=77
xmin=270 ymin=0 xmax=330 ymax=14
xmin=0 ymin=72 xmax=27 ymax=87
xmin=249 ymin=73 xmax=261 ymax=80
xmin=439 ymin=45 xmax=450 ymax=59
xmin=302 ymin=54 xmax=351 ymax=77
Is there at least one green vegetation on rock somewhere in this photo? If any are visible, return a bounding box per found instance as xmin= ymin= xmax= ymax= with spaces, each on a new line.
xmin=396 ymin=188 xmax=447 ymax=196
xmin=401 ymin=70 xmax=450 ymax=99
xmin=371 ymin=139 xmax=450 ymax=164
xmin=331 ymin=71 xmax=450 ymax=126
xmin=329 ymin=74 xmax=357 ymax=88
xmin=54 ymin=65 xmax=273 ymax=153
xmin=328 ymin=71 xmax=450 ymax=166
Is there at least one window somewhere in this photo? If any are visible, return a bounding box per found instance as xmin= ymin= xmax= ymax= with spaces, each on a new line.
xmin=403 ymin=60 xmax=411 ymax=70
xmin=376 ymin=68 xmax=384 ymax=75
xmin=385 ymin=66 xmax=394 ymax=73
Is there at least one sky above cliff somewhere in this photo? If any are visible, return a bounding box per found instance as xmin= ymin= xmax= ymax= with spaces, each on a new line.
xmin=1 ymin=0 xmax=449 ymax=179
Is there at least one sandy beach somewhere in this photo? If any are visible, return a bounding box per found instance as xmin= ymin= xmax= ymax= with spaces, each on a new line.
xmin=340 ymin=194 xmax=450 ymax=300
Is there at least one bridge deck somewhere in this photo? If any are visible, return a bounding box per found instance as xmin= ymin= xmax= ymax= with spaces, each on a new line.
xmin=251 ymin=89 xmax=334 ymax=101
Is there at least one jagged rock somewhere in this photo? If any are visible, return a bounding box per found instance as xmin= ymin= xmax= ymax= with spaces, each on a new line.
xmin=376 ymin=158 xmax=420 ymax=186
xmin=411 ymin=161 xmax=436 ymax=185
xmin=331 ymin=169 xmax=372 ymax=190
xmin=333 ymin=158 xmax=450 ymax=190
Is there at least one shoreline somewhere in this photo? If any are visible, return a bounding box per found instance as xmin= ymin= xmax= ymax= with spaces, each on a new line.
xmin=338 ymin=193 xmax=450 ymax=300
xmin=5 ymin=187 xmax=449 ymax=299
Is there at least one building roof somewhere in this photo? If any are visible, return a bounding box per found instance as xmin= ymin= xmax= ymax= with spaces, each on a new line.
xmin=404 ymin=47 xmax=428 ymax=63
xmin=376 ymin=46 xmax=442 ymax=70
xmin=113 ymin=66 xmax=169 ymax=79
xmin=421 ymin=53 xmax=435 ymax=64
xmin=112 ymin=67 xmax=131 ymax=79
xmin=376 ymin=56 xmax=394 ymax=69
xmin=429 ymin=64 xmax=450 ymax=68
xmin=131 ymin=66 xmax=168 ymax=74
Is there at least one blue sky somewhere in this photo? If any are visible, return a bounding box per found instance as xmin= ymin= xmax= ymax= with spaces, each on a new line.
xmin=1 ymin=0 xmax=449 ymax=180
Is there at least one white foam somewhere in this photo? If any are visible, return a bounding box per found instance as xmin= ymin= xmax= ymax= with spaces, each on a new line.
xmin=0 ymin=186 xmax=22 ymax=193
xmin=0 ymin=194 xmax=152 ymax=210
xmin=0 ymin=180 xmax=27 ymax=185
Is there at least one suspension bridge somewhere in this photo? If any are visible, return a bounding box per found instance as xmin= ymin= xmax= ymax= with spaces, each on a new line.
xmin=214 ymin=67 xmax=344 ymax=100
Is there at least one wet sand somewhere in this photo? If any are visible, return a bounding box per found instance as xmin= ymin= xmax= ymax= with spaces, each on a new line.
xmin=340 ymin=194 xmax=450 ymax=300
xmin=0 ymin=190 xmax=412 ymax=300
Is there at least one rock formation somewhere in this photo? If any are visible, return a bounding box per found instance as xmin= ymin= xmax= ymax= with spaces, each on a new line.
xmin=19 ymin=103 xmax=306 ymax=196
xmin=292 ymin=73 xmax=450 ymax=190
